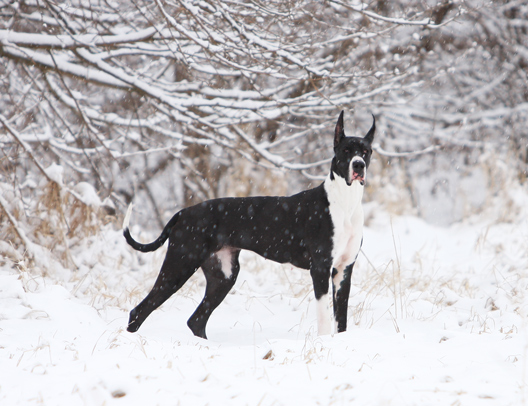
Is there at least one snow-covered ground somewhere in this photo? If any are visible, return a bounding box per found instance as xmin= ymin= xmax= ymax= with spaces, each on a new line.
xmin=1 ymin=188 xmax=527 ymax=405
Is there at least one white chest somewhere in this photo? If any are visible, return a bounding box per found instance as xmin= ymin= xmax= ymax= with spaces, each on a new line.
xmin=324 ymin=176 xmax=364 ymax=272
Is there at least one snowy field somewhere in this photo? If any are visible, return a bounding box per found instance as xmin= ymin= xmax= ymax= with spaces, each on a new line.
xmin=1 ymin=188 xmax=527 ymax=406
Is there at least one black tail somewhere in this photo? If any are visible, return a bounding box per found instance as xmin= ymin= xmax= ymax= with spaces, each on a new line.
xmin=123 ymin=210 xmax=180 ymax=253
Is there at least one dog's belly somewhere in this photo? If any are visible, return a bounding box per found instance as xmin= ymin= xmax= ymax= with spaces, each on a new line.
xmin=240 ymin=240 xmax=312 ymax=270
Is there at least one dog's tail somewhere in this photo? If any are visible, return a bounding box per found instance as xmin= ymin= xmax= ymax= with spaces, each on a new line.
xmin=122 ymin=204 xmax=180 ymax=253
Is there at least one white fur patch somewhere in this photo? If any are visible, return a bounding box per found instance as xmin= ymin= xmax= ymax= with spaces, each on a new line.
xmin=324 ymin=174 xmax=364 ymax=273
xmin=316 ymin=293 xmax=334 ymax=336
xmin=332 ymin=267 xmax=345 ymax=290
xmin=216 ymin=248 xmax=233 ymax=278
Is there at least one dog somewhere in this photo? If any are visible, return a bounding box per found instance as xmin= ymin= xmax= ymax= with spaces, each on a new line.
xmin=123 ymin=111 xmax=375 ymax=339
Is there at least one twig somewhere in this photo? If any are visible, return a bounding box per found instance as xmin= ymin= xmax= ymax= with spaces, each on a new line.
xmin=330 ymin=0 xmax=438 ymax=27
xmin=233 ymin=125 xmax=332 ymax=171
xmin=0 ymin=113 xmax=87 ymax=203
xmin=373 ymin=143 xmax=442 ymax=158
xmin=0 ymin=194 xmax=33 ymax=255
xmin=0 ymin=113 xmax=54 ymax=181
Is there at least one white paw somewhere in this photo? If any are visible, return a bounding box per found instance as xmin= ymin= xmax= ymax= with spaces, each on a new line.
xmin=316 ymin=294 xmax=335 ymax=336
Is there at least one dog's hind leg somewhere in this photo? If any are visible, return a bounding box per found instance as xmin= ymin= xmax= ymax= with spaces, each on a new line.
xmin=127 ymin=247 xmax=202 ymax=333
xmin=187 ymin=248 xmax=241 ymax=339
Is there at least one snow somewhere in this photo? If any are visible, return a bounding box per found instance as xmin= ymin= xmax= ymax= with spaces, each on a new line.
xmin=73 ymin=182 xmax=102 ymax=208
xmin=1 ymin=191 xmax=527 ymax=405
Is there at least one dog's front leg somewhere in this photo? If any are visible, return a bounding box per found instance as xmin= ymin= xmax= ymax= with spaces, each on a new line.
xmin=332 ymin=262 xmax=354 ymax=333
xmin=310 ymin=260 xmax=334 ymax=336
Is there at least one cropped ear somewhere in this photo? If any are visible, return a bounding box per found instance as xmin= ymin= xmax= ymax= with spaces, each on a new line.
xmin=334 ymin=110 xmax=345 ymax=148
xmin=364 ymin=114 xmax=375 ymax=145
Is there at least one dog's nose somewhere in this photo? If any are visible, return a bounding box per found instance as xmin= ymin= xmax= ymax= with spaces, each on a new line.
xmin=352 ymin=160 xmax=365 ymax=173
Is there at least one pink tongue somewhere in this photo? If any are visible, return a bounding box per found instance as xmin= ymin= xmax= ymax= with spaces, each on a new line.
xmin=352 ymin=173 xmax=363 ymax=181
xmin=350 ymin=173 xmax=365 ymax=185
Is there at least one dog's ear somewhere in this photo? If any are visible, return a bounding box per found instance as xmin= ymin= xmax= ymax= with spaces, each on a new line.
xmin=334 ymin=110 xmax=346 ymax=148
xmin=364 ymin=114 xmax=376 ymax=145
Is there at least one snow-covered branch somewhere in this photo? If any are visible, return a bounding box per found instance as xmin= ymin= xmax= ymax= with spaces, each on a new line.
xmin=0 ymin=27 xmax=160 ymax=49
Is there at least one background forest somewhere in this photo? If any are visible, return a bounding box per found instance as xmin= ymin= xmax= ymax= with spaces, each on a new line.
xmin=1 ymin=0 xmax=527 ymax=267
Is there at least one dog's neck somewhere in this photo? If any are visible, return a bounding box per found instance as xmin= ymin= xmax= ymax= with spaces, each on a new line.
xmin=324 ymin=172 xmax=364 ymax=217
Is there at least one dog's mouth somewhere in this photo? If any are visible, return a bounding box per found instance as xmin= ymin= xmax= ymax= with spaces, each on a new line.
xmin=348 ymin=172 xmax=365 ymax=186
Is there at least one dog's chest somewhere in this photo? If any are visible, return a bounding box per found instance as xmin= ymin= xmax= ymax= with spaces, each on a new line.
xmin=324 ymin=177 xmax=364 ymax=271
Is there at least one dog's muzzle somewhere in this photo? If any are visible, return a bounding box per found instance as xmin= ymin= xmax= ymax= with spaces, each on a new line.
xmin=349 ymin=158 xmax=366 ymax=186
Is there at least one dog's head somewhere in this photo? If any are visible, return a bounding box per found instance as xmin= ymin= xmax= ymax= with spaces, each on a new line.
xmin=330 ymin=111 xmax=375 ymax=186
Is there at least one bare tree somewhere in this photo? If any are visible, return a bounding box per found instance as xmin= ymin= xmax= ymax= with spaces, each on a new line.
xmin=0 ymin=0 xmax=526 ymax=265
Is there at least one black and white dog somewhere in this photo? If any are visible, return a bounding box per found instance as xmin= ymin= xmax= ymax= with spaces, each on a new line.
xmin=123 ymin=111 xmax=375 ymax=339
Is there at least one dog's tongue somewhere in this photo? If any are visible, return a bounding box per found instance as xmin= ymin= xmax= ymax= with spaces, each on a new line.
xmin=351 ymin=172 xmax=365 ymax=185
